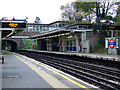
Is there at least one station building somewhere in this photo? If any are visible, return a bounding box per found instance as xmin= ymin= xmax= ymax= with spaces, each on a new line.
xmin=28 ymin=21 xmax=100 ymax=53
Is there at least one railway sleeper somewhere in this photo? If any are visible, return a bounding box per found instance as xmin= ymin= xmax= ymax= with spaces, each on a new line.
xmin=44 ymin=61 xmax=118 ymax=90
xmin=39 ymin=58 xmax=120 ymax=89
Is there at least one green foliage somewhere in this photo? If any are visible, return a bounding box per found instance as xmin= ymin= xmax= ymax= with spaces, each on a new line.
xmin=119 ymin=31 xmax=120 ymax=36
xmin=6 ymin=43 xmax=11 ymax=51
xmin=61 ymin=1 xmax=120 ymax=23
xmin=74 ymin=1 xmax=95 ymax=13
xmin=92 ymin=43 xmax=107 ymax=54
xmin=61 ymin=3 xmax=75 ymax=21
xmin=115 ymin=6 xmax=120 ymax=23
xmin=92 ymin=23 xmax=101 ymax=34
xmin=22 ymin=39 xmax=37 ymax=50
xmin=7 ymin=49 xmax=11 ymax=51
xmin=118 ymin=50 xmax=120 ymax=55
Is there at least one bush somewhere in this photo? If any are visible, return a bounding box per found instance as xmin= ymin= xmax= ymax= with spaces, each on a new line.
xmin=22 ymin=39 xmax=37 ymax=50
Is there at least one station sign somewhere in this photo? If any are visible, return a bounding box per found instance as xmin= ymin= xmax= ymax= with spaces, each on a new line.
xmin=108 ymin=39 xmax=116 ymax=48
xmin=2 ymin=22 xmax=26 ymax=28
xmin=102 ymin=23 xmax=120 ymax=30
xmin=105 ymin=38 xmax=119 ymax=49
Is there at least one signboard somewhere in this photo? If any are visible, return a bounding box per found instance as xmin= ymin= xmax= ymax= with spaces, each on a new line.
xmin=102 ymin=23 xmax=120 ymax=30
xmin=2 ymin=22 xmax=26 ymax=28
xmin=105 ymin=38 xmax=119 ymax=49
xmin=108 ymin=39 xmax=116 ymax=48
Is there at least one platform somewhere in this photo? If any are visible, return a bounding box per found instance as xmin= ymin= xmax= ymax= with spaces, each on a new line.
xmin=23 ymin=49 xmax=120 ymax=62
xmin=1 ymin=52 xmax=98 ymax=89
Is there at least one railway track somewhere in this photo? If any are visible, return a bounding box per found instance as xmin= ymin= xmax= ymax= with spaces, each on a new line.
xmin=18 ymin=51 xmax=120 ymax=90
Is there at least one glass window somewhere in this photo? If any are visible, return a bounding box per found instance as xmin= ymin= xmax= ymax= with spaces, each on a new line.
xmin=72 ymin=39 xmax=76 ymax=46
xmin=33 ymin=26 xmax=35 ymax=31
xmin=36 ymin=26 xmax=39 ymax=31
xmin=66 ymin=38 xmax=77 ymax=52
xmin=70 ymin=40 xmax=72 ymax=46
xmin=40 ymin=26 xmax=42 ymax=31
xmin=79 ymin=25 xmax=82 ymax=28
xmin=67 ymin=40 xmax=69 ymax=46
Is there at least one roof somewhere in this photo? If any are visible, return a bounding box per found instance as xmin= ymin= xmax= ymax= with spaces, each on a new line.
xmin=64 ymin=23 xmax=93 ymax=28
xmin=27 ymin=23 xmax=49 ymax=26
xmin=27 ymin=21 xmax=68 ymax=26
xmin=49 ymin=21 xmax=68 ymax=25
xmin=30 ymin=29 xmax=71 ymax=39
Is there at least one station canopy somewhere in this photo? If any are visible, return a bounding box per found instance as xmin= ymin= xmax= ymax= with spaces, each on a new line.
xmin=102 ymin=23 xmax=120 ymax=30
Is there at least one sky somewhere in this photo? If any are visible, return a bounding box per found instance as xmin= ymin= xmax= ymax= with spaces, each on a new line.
xmin=0 ymin=0 xmax=75 ymax=24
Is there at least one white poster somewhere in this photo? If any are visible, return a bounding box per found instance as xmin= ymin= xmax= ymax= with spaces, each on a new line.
xmin=105 ymin=39 xmax=108 ymax=48
xmin=116 ymin=38 xmax=119 ymax=49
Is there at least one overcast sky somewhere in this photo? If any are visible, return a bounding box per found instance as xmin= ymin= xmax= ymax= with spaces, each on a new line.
xmin=0 ymin=0 xmax=75 ymax=24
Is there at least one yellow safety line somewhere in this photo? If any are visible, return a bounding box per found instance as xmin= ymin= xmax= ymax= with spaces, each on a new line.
xmin=13 ymin=53 xmax=90 ymax=90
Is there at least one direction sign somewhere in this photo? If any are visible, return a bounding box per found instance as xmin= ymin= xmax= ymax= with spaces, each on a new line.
xmin=2 ymin=22 xmax=26 ymax=28
xmin=109 ymin=39 xmax=116 ymax=48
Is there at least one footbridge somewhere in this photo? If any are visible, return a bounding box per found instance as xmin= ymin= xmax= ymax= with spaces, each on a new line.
xmin=0 ymin=18 xmax=26 ymax=52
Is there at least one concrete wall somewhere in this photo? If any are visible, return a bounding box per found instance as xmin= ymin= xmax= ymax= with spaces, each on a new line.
xmin=86 ymin=32 xmax=100 ymax=51
xmin=81 ymin=40 xmax=90 ymax=53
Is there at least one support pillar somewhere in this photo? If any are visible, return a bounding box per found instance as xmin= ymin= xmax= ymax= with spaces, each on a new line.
xmin=76 ymin=35 xmax=79 ymax=52
xmin=37 ymin=39 xmax=41 ymax=50
xmin=62 ymin=36 xmax=66 ymax=52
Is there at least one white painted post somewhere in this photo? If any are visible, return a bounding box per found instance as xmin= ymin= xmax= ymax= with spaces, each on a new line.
xmin=84 ymin=31 xmax=86 ymax=40
xmin=111 ymin=30 xmax=113 ymax=37
xmin=76 ymin=35 xmax=79 ymax=52
xmin=62 ymin=36 xmax=66 ymax=52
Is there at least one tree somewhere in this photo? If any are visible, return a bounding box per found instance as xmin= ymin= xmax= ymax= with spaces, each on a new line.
xmin=74 ymin=0 xmax=119 ymax=23
xmin=115 ymin=5 xmax=120 ymax=22
xmin=61 ymin=0 xmax=120 ymax=23
xmin=74 ymin=1 xmax=95 ymax=22
xmin=61 ymin=2 xmax=84 ymax=23
xmin=61 ymin=3 xmax=74 ymax=21
xmin=114 ymin=4 xmax=120 ymax=37
xmin=34 ymin=17 xmax=41 ymax=24
xmin=73 ymin=1 xmax=120 ymax=48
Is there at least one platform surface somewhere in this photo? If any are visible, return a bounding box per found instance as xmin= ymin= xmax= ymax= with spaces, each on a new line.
xmin=2 ymin=52 xmax=98 ymax=89
xmin=2 ymin=53 xmax=52 ymax=88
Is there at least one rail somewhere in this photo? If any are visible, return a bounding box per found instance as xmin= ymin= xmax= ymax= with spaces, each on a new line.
xmin=18 ymin=51 xmax=120 ymax=89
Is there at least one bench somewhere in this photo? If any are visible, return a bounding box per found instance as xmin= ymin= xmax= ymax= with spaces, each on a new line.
xmin=83 ymin=47 xmax=87 ymax=53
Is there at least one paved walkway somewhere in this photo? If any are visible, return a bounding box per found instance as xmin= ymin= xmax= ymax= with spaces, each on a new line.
xmin=2 ymin=53 xmax=52 ymax=88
